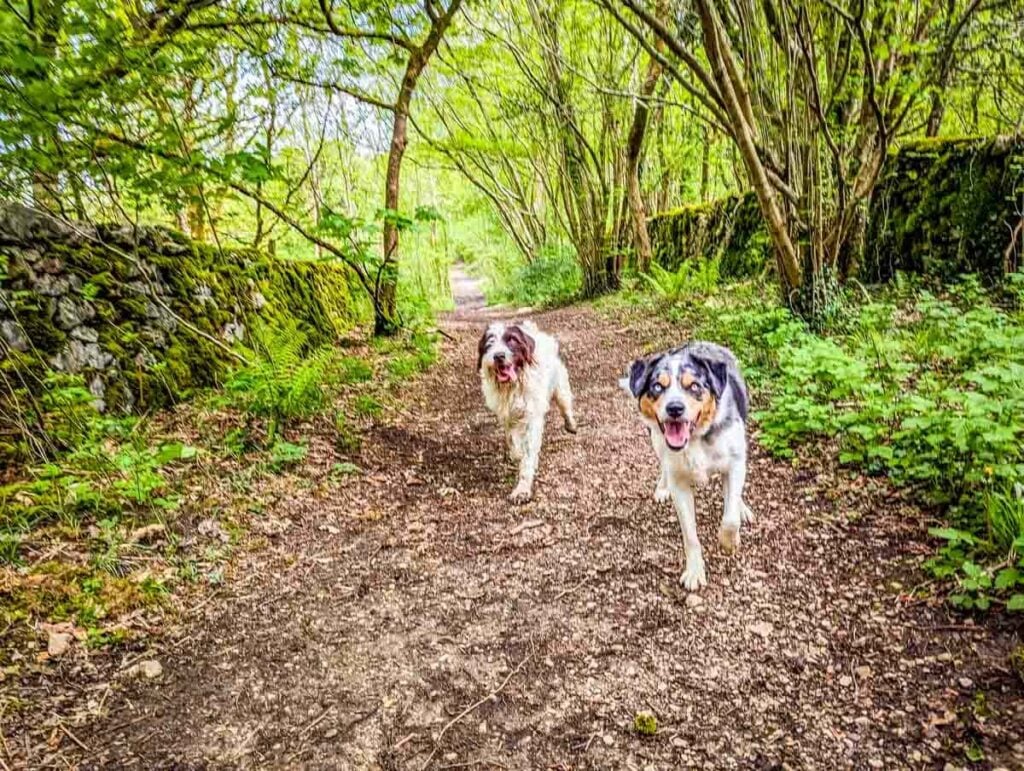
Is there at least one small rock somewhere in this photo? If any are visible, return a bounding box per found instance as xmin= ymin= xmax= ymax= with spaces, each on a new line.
xmin=198 ymin=518 xmax=229 ymax=542
xmin=958 ymin=676 xmax=974 ymax=689
xmin=36 ymin=256 xmax=64 ymax=274
xmin=839 ymin=675 xmax=853 ymax=687
xmin=133 ymin=659 xmax=163 ymax=679
xmin=0 ymin=320 xmax=29 ymax=352
xmin=749 ymin=621 xmax=774 ymax=638
xmin=34 ymin=272 xmax=71 ymax=296
xmin=323 ymin=728 xmax=338 ymax=739
xmin=855 ymin=665 xmax=873 ymax=680
xmin=71 ymin=325 xmax=99 ymax=343
xmin=130 ymin=523 xmax=165 ymax=544
xmin=685 ymin=593 xmax=704 ymax=609
xmin=47 ymin=631 xmax=72 ymax=657
xmin=602 ymin=734 xmax=614 ymax=746
xmin=56 ymin=296 xmax=96 ymax=329
xmin=222 ymin=321 xmax=245 ymax=343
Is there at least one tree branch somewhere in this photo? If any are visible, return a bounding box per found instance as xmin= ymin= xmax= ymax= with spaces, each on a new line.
xmin=317 ymin=0 xmax=415 ymax=51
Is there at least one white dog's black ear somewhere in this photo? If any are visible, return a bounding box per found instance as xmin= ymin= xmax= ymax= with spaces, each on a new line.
xmin=626 ymin=354 xmax=661 ymax=398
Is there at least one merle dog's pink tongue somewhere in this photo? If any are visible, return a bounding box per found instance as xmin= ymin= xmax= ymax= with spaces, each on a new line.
xmin=664 ymin=420 xmax=691 ymax=449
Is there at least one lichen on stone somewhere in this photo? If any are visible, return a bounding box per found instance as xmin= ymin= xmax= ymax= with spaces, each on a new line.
xmin=0 ymin=204 xmax=365 ymax=459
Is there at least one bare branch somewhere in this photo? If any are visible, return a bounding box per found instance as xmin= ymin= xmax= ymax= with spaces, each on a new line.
xmin=316 ymin=0 xmax=415 ymax=51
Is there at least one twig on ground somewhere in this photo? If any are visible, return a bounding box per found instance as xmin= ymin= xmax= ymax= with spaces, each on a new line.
xmin=420 ymin=652 xmax=533 ymax=770
xmin=58 ymin=724 xmax=90 ymax=752
xmin=902 ymin=623 xmax=984 ymax=633
xmin=187 ymin=590 xmax=222 ymax=615
xmin=554 ymin=579 xmax=588 ymax=601
xmin=393 ymin=732 xmax=419 ymax=750
xmin=439 ymin=759 xmax=509 ymax=769
xmin=509 ymin=518 xmax=545 ymax=536
xmin=299 ymin=706 xmax=333 ymax=736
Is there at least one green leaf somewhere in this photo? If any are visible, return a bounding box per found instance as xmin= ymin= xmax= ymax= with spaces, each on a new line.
xmin=1007 ymin=594 xmax=1024 ymax=611
xmin=995 ymin=568 xmax=1021 ymax=590
xmin=929 ymin=527 xmax=976 ymax=545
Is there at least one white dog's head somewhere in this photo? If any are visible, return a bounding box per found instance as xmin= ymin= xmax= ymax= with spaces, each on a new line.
xmin=477 ymin=322 xmax=536 ymax=385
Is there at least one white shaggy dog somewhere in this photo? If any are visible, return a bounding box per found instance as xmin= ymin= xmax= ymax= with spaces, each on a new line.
xmin=623 ymin=342 xmax=754 ymax=590
xmin=478 ymin=321 xmax=577 ymax=503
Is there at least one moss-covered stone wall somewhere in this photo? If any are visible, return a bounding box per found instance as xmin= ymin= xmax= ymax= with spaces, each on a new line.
xmin=647 ymin=192 xmax=768 ymax=279
xmin=864 ymin=136 xmax=1024 ymax=283
xmin=648 ymin=137 xmax=1024 ymax=284
xmin=0 ymin=205 xmax=361 ymax=416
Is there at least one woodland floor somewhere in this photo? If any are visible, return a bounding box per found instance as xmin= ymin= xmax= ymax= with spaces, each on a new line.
xmin=5 ymin=267 xmax=1024 ymax=770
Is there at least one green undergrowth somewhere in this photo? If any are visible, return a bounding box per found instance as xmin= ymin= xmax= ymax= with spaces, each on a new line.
xmin=600 ymin=272 xmax=1024 ymax=613
xmin=0 ymin=327 xmax=438 ymax=662
xmin=482 ymin=244 xmax=582 ymax=308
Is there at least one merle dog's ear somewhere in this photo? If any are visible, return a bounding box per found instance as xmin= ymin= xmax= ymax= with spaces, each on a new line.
xmin=627 ymin=354 xmax=660 ymax=398
xmin=697 ymin=356 xmax=729 ymax=399
xmin=477 ymin=328 xmax=492 ymax=371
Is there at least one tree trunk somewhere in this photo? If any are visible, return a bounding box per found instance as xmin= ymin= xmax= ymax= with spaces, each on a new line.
xmin=624 ymin=6 xmax=665 ymax=274
xmin=377 ymin=66 xmax=416 ymax=335
xmin=375 ymin=0 xmax=463 ymax=335
xmin=699 ymin=128 xmax=710 ymax=202
xmin=30 ymin=0 xmax=65 ymax=210
xmin=694 ymin=0 xmax=802 ymax=295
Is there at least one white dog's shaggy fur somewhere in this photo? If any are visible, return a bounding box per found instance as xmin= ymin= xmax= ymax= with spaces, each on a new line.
xmin=478 ymin=320 xmax=576 ymax=503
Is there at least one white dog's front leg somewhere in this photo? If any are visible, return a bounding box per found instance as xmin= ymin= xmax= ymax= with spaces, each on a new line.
xmin=670 ymin=481 xmax=706 ymax=590
xmin=719 ymin=460 xmax=747 ymax=554
xmin=510 ymin=416 xmax=543 ymax=503
xmin=505 ymin=423 xmax=523 ymax=462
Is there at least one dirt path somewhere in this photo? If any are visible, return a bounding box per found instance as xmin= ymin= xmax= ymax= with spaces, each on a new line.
xmin=10 ymin=277 xmax=1024 ymax=769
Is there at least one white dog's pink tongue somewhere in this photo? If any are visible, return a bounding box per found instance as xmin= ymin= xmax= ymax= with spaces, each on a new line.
xmin=664 ymin=419 xmax=691 ymax=449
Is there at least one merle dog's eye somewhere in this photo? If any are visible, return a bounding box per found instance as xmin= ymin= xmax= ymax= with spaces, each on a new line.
xmin=651 ymin=383 xmax=664 ymax=395
xmin=688 ymin=382 xmax=702 ymax=394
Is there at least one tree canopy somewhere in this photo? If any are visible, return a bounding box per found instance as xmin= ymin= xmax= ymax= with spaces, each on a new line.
xmin=2 ymin=0 xmax=1022 ymax=326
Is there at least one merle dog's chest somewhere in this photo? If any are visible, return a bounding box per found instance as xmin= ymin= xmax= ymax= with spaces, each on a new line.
xmin=666 ymin=437 xmax=728 ymax=485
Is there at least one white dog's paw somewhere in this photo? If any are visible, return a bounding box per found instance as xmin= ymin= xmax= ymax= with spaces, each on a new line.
xmin=509 ymin=484 xmax=533 ymax=504
xmin=719 ymin=524 xmax=741 ymax=554
xmin=741 ymin=501 xmax=756 ymax=524
xmin=654 ymin=485 xmax=671 ymax=504
xmin=679 ymin=560 xmax=707 ymax=591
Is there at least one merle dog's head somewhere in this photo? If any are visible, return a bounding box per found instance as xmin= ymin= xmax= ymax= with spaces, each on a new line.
xmin=624 ymin=346 xmax=730 ymax=451
xmin=478 ymin=322 xmax=536 ymax=384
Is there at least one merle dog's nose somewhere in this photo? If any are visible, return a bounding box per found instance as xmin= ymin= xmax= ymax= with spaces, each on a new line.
xmin=665 ymin=401 xmax=685 ymax=419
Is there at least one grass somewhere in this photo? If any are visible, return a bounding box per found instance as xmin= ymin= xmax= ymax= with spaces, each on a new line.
xmin=0 ymin=325 xmax=440 ymax=659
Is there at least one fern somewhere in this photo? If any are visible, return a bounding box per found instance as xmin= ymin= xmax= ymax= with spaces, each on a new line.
xmin=225 ymin=322 xmax=337 ymax=442
xmin=640 ymin=257 xmax=720 ymax=300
